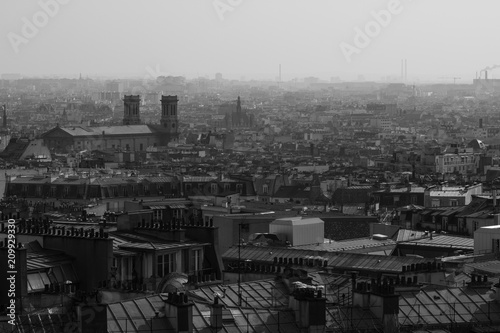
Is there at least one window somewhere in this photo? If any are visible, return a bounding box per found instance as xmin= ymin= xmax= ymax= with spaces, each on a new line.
xmin=474 ymin=221 xmax=479 ymax=231
xmin=236 ymin=184 xmax=243 ymax=194
xmin=157 ymin=253 xmax=177 ymax=277
xmin=410 ymin=196 xmax=417 ymax=204
xmin=211 ymin=183 xmax=218 ymax=194
xmin=153 ymin=208 xmax=162 ymax=221
xmin=450 ymin=199 xmax=458 ymax=206
xmin=263 ymin=184 xmax=269 ymax=195
xmin=191 ymin=249 xmax=201 ymax=272
xmin=431 ymin=199 xmax=440 ymax=207
xmin=224 ymin=183 xmax=230 ymax=192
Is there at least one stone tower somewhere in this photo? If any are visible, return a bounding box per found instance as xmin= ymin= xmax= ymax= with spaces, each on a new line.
xmin=161 ymin=95 xmax=179 ymax=140
xmin=123 ymin=95 xmax=141 ymax=125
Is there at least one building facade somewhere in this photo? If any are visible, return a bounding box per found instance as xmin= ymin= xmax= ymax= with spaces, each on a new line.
xmin=41 ymin=95 xmax=180 ymax=153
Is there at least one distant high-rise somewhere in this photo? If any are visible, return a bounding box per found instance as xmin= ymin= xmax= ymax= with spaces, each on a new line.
xmin=215 ymin=73 xmax=223 ymax=81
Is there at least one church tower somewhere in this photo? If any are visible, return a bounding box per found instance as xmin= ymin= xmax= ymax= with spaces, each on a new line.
xmin=160 ymin=95 xmax=179 ymax=141
xmin=233 ymin=96 xmax=242 ymax=128
xmin=123 ymin=95 xmax=141 ymax=125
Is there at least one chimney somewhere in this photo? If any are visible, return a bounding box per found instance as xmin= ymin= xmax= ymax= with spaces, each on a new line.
xmin=210 ymin=294 xmax=224 ymax=330
xmin=486 ymin=70 xmax=489 ymax=80
xmin=353 ymin=283 xmax=400 ymax=333
xmin=164 ymin=292 xmax=193 ymax=333
xmin=78 ymin=304 xmax=107 ymax=333
xmin=493 ymin=189 xmax=497 ymax=206
xmin=495 ymin=278 xmax=500 ymax=303
xmin=290 ymin=285 xmax=326 ymax=331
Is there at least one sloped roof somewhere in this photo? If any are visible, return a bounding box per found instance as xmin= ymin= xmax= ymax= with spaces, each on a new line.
xmin=398 ymin=286 xmax=500 ymax=328
xmin=222 ymin=246 xmax=430 ymax=274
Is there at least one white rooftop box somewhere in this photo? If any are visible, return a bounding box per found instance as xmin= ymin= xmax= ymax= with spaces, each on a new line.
xmin=269 ymin=217 xmax=324 ymax=246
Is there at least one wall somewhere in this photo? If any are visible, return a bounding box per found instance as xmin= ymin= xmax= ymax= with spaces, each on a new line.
xmin=474 ymin=225 xmax=500 ymax=254
xmin=43 ymin=234 xmax=113 ymax=291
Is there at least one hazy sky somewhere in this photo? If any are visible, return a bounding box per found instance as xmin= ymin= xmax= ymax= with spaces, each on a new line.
xmin=1 ymin=0 xmax=500 ymax=82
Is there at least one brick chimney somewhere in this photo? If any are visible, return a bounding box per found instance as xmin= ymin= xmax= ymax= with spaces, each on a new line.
xmin=494 ymin=278 xmax=500 ymax=303
xmin=164 ymin=292 xmax=194 ymax=333
xmin=289 ymin=284 xmax=326 ymax=332
xmin=78 ymin=304 xmax=107 ymax=333
xmin=353 ymin=281 xmax=400 ymax=333
xmin=210 ymin=294 xmax=224 ymax=330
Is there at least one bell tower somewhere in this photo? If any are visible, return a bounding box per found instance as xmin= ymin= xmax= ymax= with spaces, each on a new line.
xmin=161 ymin=95 xmax=179 ymax=140
xmin=123 ymin=95 xmax=141 ymax=125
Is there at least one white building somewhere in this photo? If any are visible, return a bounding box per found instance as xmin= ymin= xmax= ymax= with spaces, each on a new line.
xmin=474 ymin=222 xmax=500 ymax=255
xmin=434 ymin=152 xmax=480 ymax=175
xmin=269 ymin=217 xmax=324 ymax=246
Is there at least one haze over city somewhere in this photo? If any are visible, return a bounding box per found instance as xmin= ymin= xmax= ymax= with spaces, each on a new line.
xmin=2 ymin=0 xmax=500 ymax=82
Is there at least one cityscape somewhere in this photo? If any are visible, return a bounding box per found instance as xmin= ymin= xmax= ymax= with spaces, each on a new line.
xmin=1 ymin=1 xmax=500 ymax=332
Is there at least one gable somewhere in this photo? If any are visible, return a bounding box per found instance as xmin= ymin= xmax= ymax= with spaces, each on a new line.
xmin=41 ymin=127 xmax=74 ymax=139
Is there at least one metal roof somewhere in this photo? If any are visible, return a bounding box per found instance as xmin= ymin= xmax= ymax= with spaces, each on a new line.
xmin=222 ymin=246 xmax=430 ymax=274
xmin=399 ymin=286 xmax=500 ymax=328
xmin=60 ymin=125 xmax=155 ymax=137
xmin=118 ymin=241 xmax=209 ymax=252
xmin=398 ymin=235 xmax=474 ymax=249
xmin=291 ymin=237 xmax=396 ymax=253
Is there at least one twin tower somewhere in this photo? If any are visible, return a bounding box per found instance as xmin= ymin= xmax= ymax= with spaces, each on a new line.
xmin=123 ymin=95 xmax=179 ymax=134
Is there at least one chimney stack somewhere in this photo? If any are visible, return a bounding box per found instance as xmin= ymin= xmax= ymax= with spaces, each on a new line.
xmin=353 ymin=282 xmax=400 ymax=333
xmin=210 ymin=294 xmax=224 ymax=330
xmin=290 ymin=285 xmax=326 ymax=331
xmin=493 ymin=189 xmax=497 ymax=212
xmin=78 ymin=304 xmax=107 ymax=333
xmin=164 ymin=292 xmax=193 ymax=333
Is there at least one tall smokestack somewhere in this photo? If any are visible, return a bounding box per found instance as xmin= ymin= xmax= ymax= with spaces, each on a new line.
xmin=479 ymin=118 xmax=483 ymax=129
xmin=279 ymin=64 xmax=282 ymax=82
xmin=486 ymin=70 xmax=488 ymax=80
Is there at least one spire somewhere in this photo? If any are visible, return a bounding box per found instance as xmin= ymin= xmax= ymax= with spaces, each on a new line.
xmin=236 ymin=96 xmax=241 ymax=113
